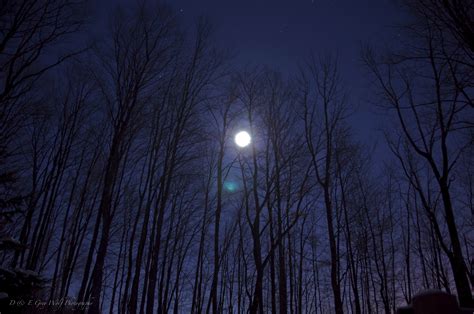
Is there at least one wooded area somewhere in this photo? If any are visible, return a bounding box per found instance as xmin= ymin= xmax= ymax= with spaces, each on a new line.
xmin=0 ymin=0 xmax=473 ymax=313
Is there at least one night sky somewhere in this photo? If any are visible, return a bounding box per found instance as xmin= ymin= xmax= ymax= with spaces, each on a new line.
xmin=2 ymin=1 xmax=473 ymax=312
xmin=92 ymin=0 xmax=406 ymax=157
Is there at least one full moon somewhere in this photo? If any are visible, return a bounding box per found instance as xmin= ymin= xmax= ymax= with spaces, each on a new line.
xmin=235 ymin=131 xmax=251 ymax=147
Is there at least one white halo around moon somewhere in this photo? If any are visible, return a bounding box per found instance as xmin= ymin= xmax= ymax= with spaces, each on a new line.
xmin=235 ymin=131 xmax=251 ymax=147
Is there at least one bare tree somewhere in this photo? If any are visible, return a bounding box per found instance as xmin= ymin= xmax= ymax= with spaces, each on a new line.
xmin=0 ymin=0 xmax=85 ymax=148
xmin=81 ymin=4 xmax=181 ymax=312
xmin=299 ymin=56 xmax=348 ymax=314
xmin=234 ymin=70 xmax=310 ymax=313
xmin=404 ymin=0 xmax=474 ymax=57
xmin=364 ymin=17 xmax=474 ymax=304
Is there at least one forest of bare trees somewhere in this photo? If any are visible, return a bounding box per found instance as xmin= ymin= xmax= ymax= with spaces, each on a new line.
xmin=0 ymin=0 xmax=472 ymax=313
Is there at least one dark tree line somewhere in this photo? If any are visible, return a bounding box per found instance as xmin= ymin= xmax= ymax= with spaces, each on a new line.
xmin=0 ymin=0 xmax=472 ymax=313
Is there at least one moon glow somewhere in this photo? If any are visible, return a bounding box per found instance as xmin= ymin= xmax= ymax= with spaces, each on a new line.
xmin=235 ymin=131 xmax=251 ymax=147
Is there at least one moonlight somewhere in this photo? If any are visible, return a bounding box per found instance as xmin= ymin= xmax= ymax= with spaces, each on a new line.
xmin=235 ymin=131 xmax=251 ymax=147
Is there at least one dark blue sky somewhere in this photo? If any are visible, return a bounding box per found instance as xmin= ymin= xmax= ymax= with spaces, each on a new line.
xmin=169 ymin=0 xmax=405 ymax=154
xmin=173 ymin=0 xmax=401 ymax=72
xmin=93 ymin=0 xmax=406 ymax=156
